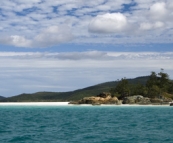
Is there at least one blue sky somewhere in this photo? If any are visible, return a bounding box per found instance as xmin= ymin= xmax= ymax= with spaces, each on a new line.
xmin=0 ymin=0 xmax=173 ymax=97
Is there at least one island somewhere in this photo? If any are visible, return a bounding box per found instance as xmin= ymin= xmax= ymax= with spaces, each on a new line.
xmin=69 ymin=69 xmax=173 ymax=106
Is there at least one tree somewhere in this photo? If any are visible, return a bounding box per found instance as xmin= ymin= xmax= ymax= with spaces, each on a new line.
xmin=168 ymin=81 xmax=173 ymax=94
xmin=110 ymin=70 xmax=173 ymax=99
xmin=146 ymin=71 xmax=158 ymax=88
xmin=157 ymin=69 xmax=169 ymax=93
xmin=146 ymin=69 xmax=171 ymax=98
xmin=111 ymin=78 xmax=130 ymax=99
xmin=147 ymin=85 xmax=160 ymax=98
xmin=130 ymin=83 xmax=147 ymax=96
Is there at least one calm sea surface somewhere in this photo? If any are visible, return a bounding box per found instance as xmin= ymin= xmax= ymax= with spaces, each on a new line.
xmin=0 ymin=105 xmax=173 ymax=143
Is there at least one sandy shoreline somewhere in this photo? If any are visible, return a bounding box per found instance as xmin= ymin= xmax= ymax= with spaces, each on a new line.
xmin=0 ymin=102 xmax=171 ymax=106
xmin=0 ymin=102 xmax=69 ymax=106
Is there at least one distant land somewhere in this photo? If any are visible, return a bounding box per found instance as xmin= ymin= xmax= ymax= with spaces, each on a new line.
xmin=0 ymin=76 xmax=149 ymax=102
xmin=0 ymin=96 xmax=5 ymax=100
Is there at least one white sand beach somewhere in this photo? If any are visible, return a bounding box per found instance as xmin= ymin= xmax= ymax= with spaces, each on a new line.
xmin=0 ymin=102 xmax=69 ymax=106
xmin=0 ymin=102 xmax=171 ymax=106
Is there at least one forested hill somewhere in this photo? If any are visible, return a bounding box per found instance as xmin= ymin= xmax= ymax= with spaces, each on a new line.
xmin=0 ymin=96 xmax=5 ymax=100
xmin=0 ymin=76 xmax=149 ymax=102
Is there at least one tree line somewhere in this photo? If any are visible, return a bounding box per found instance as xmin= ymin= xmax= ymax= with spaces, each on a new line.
xmin=110 ymin=69 xmax=173 ymax=99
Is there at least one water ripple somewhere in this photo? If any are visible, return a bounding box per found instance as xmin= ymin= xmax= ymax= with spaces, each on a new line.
xmin=0 ymin=106 xmax=173 ymax=143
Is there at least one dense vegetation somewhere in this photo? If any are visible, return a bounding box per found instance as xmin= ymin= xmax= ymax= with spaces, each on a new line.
xmin=110 ymin=69 xmax=173 ymax=99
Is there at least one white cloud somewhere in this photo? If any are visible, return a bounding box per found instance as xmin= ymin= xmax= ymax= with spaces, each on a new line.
xmin=88 ymin=13 xmax=128 ymax=33
xmin=0 ymin=0 xmax=173 ymax=46
xmin=33 ymin=25 xmax=74 ymax=47
xmin=154 ymin=21 xmax=164 ymax=28
xmin=0 ymin=51 xmax=173 ymax=67
xmin=167 ymin=1 xmax=173 ymax=9
xmin=15 ymin=0 xmax=41 ymax=3
xmin=139 ymin=21 xmax=164 ymax=31
xmin=139 ymin=23 xmax=153 ymax=31
xmin=0 ymin=35 xmax=31 ymax=47
xmin=0 ymin=25 xmax=74 ymax=48
xmin=149 ymin=2 xmax=168 ymax=20
xmin=134 ymin=1 xmax=173 ymax=37
xmin=10 ymin=35 xmax=32 ymax=47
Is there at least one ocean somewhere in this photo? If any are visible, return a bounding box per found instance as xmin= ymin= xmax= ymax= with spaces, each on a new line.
xmin=0 ymin=105 xmax=173 ymax=143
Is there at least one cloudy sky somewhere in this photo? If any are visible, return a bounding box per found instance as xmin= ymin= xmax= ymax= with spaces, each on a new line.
xmin=0 ymin=0 xmax=173 ymax=97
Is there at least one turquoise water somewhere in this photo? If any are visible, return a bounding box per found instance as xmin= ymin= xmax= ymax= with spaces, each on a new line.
xmin=0 ymin=106 xmax=173 ymax=143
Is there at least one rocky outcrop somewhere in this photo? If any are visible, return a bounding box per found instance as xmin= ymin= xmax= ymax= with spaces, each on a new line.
xmin=69 ymin=93 xmax=172 ymax=105
xmin=122 ymin=95 xmax=172 ymax=105
xmin=69 ymin=92 xmax=122 ymax=105
xmin=122 ymin=95 xmax=151 ymax=105
xmin=150 ymin=96 xmax=172 ymax=105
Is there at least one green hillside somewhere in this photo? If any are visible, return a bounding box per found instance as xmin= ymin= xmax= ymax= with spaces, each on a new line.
xmin=0 ymin=76 xmax=149 ymax=102
xmin=0 ymin=96 xmax=5 ymax=100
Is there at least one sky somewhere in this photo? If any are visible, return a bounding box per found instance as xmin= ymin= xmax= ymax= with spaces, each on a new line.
xmin=0 ymin=0 xmax=173 ymax=97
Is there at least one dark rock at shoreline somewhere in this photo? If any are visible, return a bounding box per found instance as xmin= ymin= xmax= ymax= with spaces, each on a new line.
xmin=150 ymin=97 xmax=172 ymax=105
xmin=162 ymin=96 xmax=172 ymax=103
xmin=122 ymin=95 xmax=151 ymax=104
xmin=122 ymin=95 xmax=172 ymax=105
